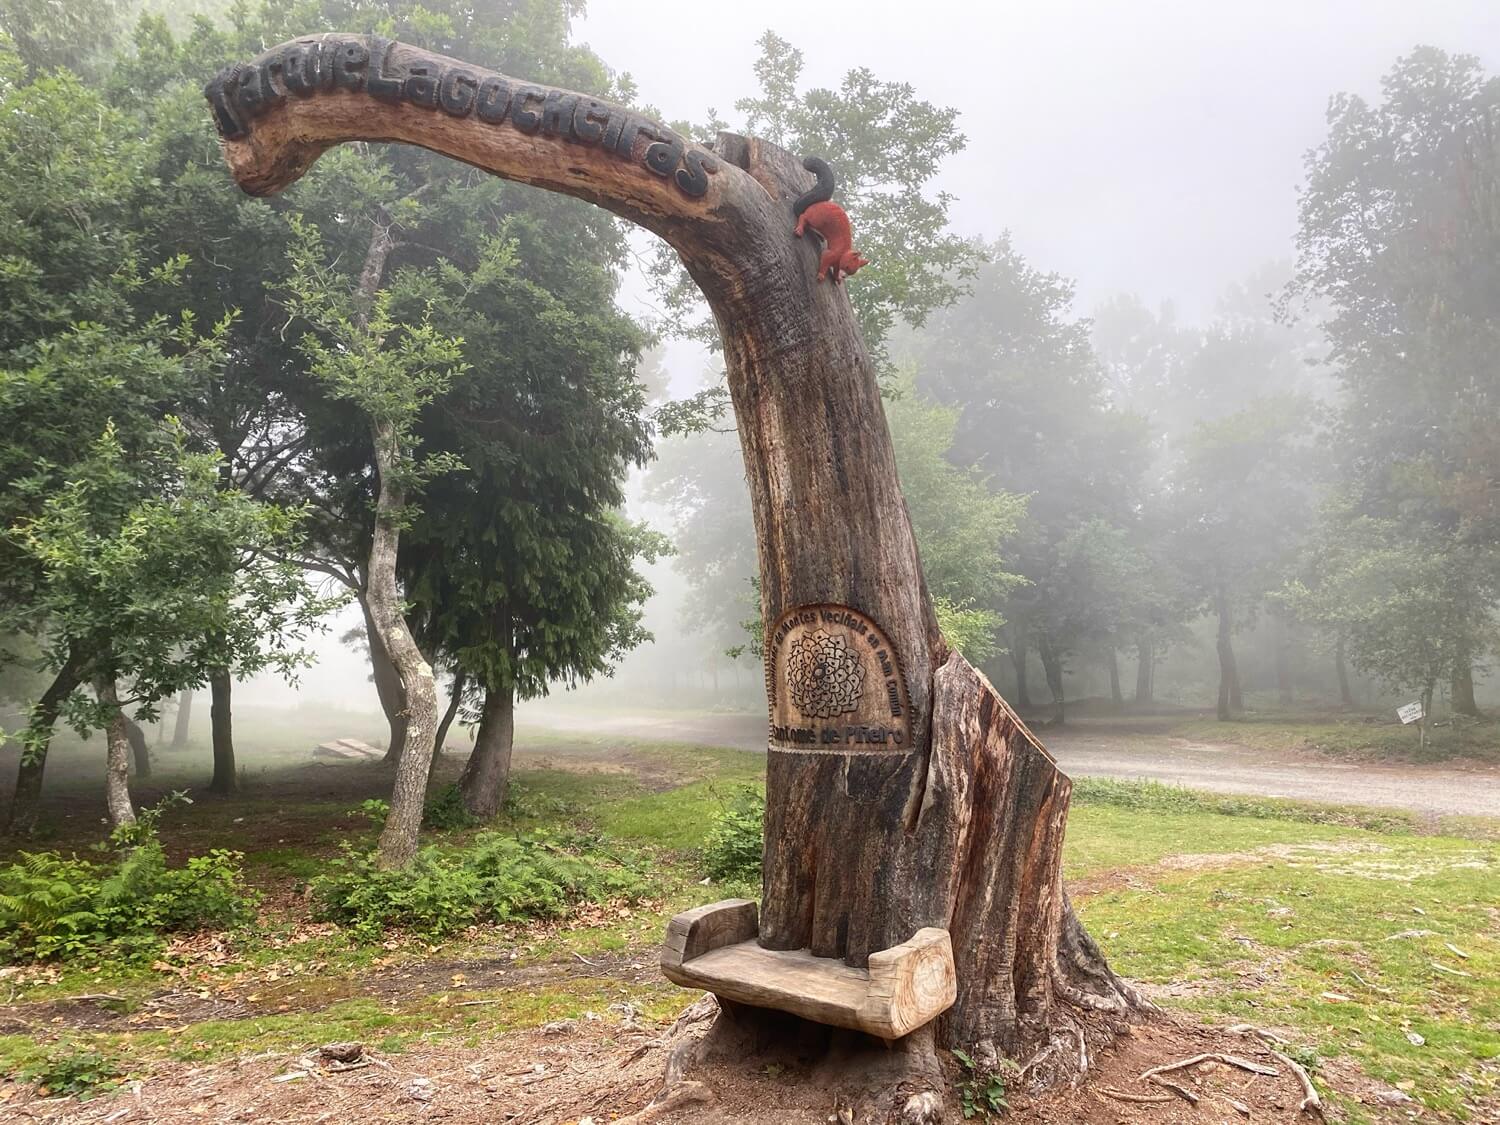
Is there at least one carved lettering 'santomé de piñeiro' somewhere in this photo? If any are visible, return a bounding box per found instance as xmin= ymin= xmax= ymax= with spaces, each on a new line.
xmin=204 ymin=34 xmax=719 ymax=198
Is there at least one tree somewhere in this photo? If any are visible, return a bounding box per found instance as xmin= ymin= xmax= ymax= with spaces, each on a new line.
xmin=1169 ymin=396 xmax=1316 ymax=720
xmin=1294 ymin=47 xmax=1500 ymax=713
xmin=1283 ymin=506 xmax=1496 ymax=736
xmin=207 ymin=40 xmax=1151 ymax=1106
xmin=906 ymin=238 xmax=1151 ymax=718
xmin=285 ymin=220 xmax=466 ymax=870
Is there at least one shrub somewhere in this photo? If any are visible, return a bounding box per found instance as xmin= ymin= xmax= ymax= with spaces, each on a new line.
xmin=422 ymin=784 xmax=477 ymax=831
xmin=310 ymin=831 xmax=647 ymax=938
xmin=19 ymin=1045 xmax=122 ymax=1098
xmin=0 ymin=798 xmax=256 ymax=963
xmin=703 ymin=785 xmax=764 ymax=883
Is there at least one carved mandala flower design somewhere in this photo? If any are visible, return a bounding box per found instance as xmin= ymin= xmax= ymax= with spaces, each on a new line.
xmin=785 ymin=630 xmax=865 ymax=719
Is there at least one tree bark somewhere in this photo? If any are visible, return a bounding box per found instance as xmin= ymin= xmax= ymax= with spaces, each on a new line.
xmin=457 ymin=682 xmax=515 ymax=819
xmin=207 ymin=37 xmax=1144 ymax=1090
xmin=340 ymin=217 xmax=441 ymax=869
xmin=5 ymin=651 xmax=83 ymax=835
xmin=1336 ymin=635 xmax=1354 ymax=709
xmin=95 ymin=677 xmax=136 ymax=830
xmin=1215 ymin=586 xmax=1238 ymax=721
xmin=1452 ymin=653 xmax=1480 ymax=717
xmin=1107 ymin=648 xmax=1122 ymax=708
xmin=1273 ymin=611 xmax=1293 ymax=707
xmin=360 ymin=593 xmax=409 ymax=762
xmin=209 ymin=670 xmax=237 ymax=793
xmin=171 ymin=687 xmax=193 ymax=749
xmin=1134 ymin=632 xmax=1154 ymax=705
xmin=430 ymin=668 xmax=466 ymax=775
xmin=1037 ymin=638 xmax=1066 ymax=725
xmin=125 ymin=717 xmax=151 ymax=778
xmin=1007 ymin=628 xmax=1032 ymax=710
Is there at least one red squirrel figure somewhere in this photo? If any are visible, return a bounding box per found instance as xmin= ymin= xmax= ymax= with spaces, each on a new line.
xmin=793 ymin=156 xmax=869 ymax=284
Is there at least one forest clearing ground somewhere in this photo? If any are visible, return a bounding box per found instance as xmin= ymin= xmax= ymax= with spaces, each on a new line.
xmin=0 ymin=734 xmax=1495 ymax=1122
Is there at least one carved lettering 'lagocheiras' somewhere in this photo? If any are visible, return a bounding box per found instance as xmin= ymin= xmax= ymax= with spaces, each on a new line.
xmin=766 ymin=604 xmax=912 ymax=751
xmin=203 ymin=34 xmax=719 ymax=198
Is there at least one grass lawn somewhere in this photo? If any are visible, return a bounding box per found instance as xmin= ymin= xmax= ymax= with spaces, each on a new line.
xmin=1165 ymin=710 xmax=1500 ymax=765
xmin=0 ymin=736 xmax=1494 ymax=1121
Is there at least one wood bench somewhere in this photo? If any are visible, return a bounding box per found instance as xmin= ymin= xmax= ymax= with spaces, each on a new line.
xmin=660 ymin=899 xmax=956 ymax=1040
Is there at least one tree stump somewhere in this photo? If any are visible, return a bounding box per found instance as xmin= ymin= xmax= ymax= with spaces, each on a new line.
xmin=205 ymin=33 xmax=1149 ymax=1115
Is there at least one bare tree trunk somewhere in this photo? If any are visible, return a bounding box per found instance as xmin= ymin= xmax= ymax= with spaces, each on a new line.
xmin=457 ymin=682 xmax=515 ymax=819
xmin=430 ymin=668 xmax=466 ymax=776
xmin=1336 ymin=635 xmax=1354 ymax=709
xmin=95 ymin=677 xmax=136 ymax=830
xmin=125 ymin=717 xmax=151 ymax=778
xmin=1134 ymin=631 xmax=1154 ymax=704
xmin=360 ymin=595 xmax=409 ymax=762
xmin=1452 ymin=651 xmax=1480 ymax=717
xmin=1273 ymin=611 xmax=1293 ymax=707
xmin=171 ymin=687 xmax=193 ymax=749
xmin=5 ymin=652 xmax=83 ymax=835
xmin=208 ymin=41 xmax=1145 ymax=1097
xmin=341 ymin=219 xmax=441 ymax=869
xmin=1037 ymin=638 xmax=1066 ymax=725
xmin=1215 ymin=586 xmax=1238 ymax=721
xmin=1107 ymin=648 xmax=1122 ymax=708
xmin=209 ymin=670 xmax=237 ymax=793
xmin=1008 ymin=628 xmax=1032 ymax=710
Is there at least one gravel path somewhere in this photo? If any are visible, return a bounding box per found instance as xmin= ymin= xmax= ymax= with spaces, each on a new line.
xmin=522 ymin=709 xmax=1500 ymax=819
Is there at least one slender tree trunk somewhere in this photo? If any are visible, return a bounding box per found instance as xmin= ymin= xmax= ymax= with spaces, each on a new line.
xmin=457 ymin=682 xmax=515 ymax=819
xmin=1336 ymin=636 xmax=1354 ymax=709
xmin=360 ymin=594 xmax=409 ymax=762
xmin=95 ymin=677 xmax=136 ymax=830
xmin=1037 ymin=638 xmax=1066 ymax=725
xmin=171 ymin=687 xmax=193 ymax=749
xmin=430 ymin=669 xmax=466 ymax=776
xmin=125 ymin=718 xmax=151 ymax=778
xmin=1107 ymin=648 xmax=1122 ymax=708
xmin=1452 ymin=651 xmax=1480 ymax=717
xmin=1134 ymin=632 xmax=1154 ymax=705
xmin=5 ymin=653 xmax=83 ymax=835
xmin=1215 ymin=586 xmax=1238 ymax=721
xmin=209 ymin=670 xmax=237 ymax=793
xmin=346 ymin=219 xmax=441 ymax=869
xmin=1008 ymin=629 xmax=1032 ymax=710
xmin=1273 ymin=612 xmax=1293 ymax=707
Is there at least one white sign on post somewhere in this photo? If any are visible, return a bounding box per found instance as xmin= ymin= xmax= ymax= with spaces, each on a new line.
xmin=1397 ymin=701 xmax=1425 ymax=725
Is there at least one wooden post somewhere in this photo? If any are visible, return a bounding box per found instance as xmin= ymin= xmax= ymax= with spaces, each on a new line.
xmin=204 ymin=31 xmax=1146 ymax=1103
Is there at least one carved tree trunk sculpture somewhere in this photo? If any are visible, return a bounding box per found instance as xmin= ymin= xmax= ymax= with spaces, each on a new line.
xmin=205 ymin=31 xmax=1146 ymax=1101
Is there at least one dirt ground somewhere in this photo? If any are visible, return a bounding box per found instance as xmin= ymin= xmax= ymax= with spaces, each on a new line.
xmin=3 ymin=1004 xmax=1416 ymax=1124
xmin=522 ymin=708 xmax=1500 ymax=819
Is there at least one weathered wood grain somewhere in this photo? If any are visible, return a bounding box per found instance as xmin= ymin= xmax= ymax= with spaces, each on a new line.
xmin=206 ymin=35 xmax=1144 ymax=1067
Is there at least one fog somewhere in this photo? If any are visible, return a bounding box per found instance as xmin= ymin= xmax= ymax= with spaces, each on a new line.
xmin=218 ymin=0 xmax=1495 ymax=731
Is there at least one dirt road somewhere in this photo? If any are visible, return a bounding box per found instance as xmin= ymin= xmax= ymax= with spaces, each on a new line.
xmin=522 ymin=708 xmax=1500 ymax=819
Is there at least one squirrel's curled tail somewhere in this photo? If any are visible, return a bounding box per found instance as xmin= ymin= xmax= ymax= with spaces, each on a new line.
xmin=793 ymin=155 xmax=836 ymax=216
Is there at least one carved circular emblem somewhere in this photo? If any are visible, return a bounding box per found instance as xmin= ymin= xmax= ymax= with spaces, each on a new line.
xmin=785 ymin=630 xmax=865 ymax=719
xmin=766 ymin=604 xmax=912 ymax=751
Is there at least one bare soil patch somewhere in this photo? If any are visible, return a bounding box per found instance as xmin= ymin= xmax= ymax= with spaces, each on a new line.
xmin=3 ymin=1008 xmax=1407 ymax=1124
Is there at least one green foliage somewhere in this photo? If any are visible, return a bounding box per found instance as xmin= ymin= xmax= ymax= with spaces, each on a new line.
xmin=702 ymin=786 xmax=765 ymax=883
xmin=310 ymin=832 xmax=647 ymax=939
xmin=0 ymin=801 xmax=255 ymax=963
xmin=952 ymin=1048 xmax=1010 ymax=1119
xmin=18 ymin=1043 xmax=122 ymax=1098
xmin=422 ymin=784 xmax=478 ymax=831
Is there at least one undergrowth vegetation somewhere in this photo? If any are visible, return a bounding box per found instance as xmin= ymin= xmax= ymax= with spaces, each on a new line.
xmin=702 ymin=785 xmax=765 ymax=883
xmin=0 ymin=798 xmax=254 ymax=963
xmin=310 ymin=830 xmax=649 ymax=938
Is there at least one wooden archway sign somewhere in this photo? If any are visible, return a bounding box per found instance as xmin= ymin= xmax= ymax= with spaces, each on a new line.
xmin=207 ymin=33 xmax=1145 ymax=1113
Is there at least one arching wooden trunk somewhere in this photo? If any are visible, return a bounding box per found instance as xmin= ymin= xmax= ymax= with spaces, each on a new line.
xmin=205 ymin=32 xmax=1146 ymax=1110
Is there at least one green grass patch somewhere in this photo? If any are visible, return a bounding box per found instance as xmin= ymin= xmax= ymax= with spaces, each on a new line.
xmin=1072 ymin=777 xmax=1425 ymax=834
xmin=1169 ymin=713 xmax=1500 ymax=764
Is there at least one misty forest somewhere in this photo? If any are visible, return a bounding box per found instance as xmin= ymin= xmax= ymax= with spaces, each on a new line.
xmin=0 ymin=0 xmax=1496 ymax=1122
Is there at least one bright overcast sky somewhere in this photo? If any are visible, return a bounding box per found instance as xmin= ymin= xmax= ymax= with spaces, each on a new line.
xmin=577 ymin=0 xmax=1499 ymax=323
